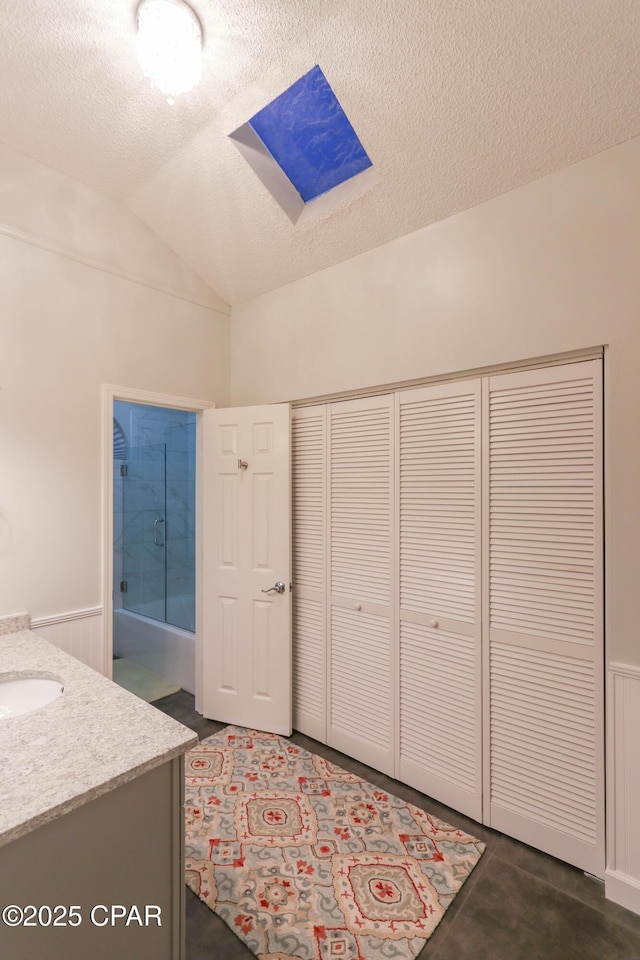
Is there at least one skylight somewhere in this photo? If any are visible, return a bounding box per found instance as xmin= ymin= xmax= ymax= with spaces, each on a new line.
xmin=230 ymin=65 xmax=377 ymax=225
xmin=248 ymin=65 xmax=372 ymax=203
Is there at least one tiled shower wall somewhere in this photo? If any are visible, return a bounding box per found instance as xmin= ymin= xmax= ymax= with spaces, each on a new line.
xmin=113 ymin=402 xmax=196 ymax=632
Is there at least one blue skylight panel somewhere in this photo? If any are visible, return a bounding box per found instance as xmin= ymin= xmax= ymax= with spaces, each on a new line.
xmin=248 ymin=65 xmax=372 ymax=203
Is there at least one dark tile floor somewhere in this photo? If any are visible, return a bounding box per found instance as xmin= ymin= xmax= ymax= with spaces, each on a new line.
xmin=156 ymin=690 xmax=640 ymax=959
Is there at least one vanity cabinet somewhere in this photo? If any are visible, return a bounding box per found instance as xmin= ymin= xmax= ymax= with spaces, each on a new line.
xmin=0 ymin=757 xmax=185 ymax=959
xmin=0 ymin=626 xmax=196 ymax=960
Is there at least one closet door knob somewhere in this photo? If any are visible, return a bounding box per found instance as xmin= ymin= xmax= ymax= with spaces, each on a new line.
xmin=355 ymin=603 xmax=362 ymax=612
xmin=430 ymin=618 xmax=439 ymax=629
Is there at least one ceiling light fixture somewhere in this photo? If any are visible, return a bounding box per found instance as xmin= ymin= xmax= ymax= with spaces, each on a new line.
xmin=136 ymin=0 xmax=203 ymax=103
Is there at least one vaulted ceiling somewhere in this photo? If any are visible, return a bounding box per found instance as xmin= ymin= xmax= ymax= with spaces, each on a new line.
xmin=1 ymin=0 xmax=639 ymax=305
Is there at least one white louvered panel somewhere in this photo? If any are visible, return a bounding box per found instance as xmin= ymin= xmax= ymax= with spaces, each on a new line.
xmin=399 ymin=619 xmax=482 ymax=819
xmin=399 ymin=383 xmax=480 ymax=623
xmin=330 ymin=605 xmax=394 ymax=775
xmin=396 ymin=380 xmax=482 ymax=817
xmin=291 ymin=406 xmax=327 ymax=740
xmin=292 ymin=597 xmax=326 ymax=741
xmin=328 ymin=395 xmax=393 ymax=775
xmin=292 ymin=410 xmax=326 ymax=592
xmin=399 ymin=380 xmax=482 ymax=819
xmin=488 ymin=365 xmax=598 ymax=646
xmin=330 ymin=397 xmax=393 ymax=606
xmin=485 ymin=360 xmax=604 ymax=877
xmin=490 ymin=643 xmax=597 ymax=844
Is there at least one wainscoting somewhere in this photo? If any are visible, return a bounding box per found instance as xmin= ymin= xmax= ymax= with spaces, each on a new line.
xmin=31 ymin=607 xmax=104 ymax=674
xmin=606 ymin=662 xmax=640 ymax=914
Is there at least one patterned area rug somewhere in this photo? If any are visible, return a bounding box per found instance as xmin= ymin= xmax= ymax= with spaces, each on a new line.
xmin=185 ymin=727 xmax=485 ymax=960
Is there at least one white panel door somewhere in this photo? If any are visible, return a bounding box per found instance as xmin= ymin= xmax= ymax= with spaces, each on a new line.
xmin=398 ymin=379 xmax=483 ymax=820
xmin=291 ymin=406 xmax=327 ymax=742
xmin=329 ymin=395 xmax=395 ymax=776
xmin=484 ymin=360 xmax=604 ymax=876
xmin=201 ymin=404 xmax=291 ymax=736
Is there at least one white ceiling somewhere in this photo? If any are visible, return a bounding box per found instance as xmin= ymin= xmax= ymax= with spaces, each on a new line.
xmin=1 ymin=0 xmax=640 ymax=305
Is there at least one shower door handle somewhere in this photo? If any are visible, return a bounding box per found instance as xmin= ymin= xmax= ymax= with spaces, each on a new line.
xmin=153 ymin=517 xmax=166 ymax=546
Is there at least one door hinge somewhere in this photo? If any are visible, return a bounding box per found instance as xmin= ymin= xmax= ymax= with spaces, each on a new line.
xmin=290 ymin=582 xmax=293 ymax=593
xmin=120 ymin=464 xmax=128 ymax=477
xmin=120 ymin=580 xmax=128 ymax=593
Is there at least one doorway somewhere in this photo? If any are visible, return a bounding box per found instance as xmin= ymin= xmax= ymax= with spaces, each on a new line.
xmin=112 ymin=401 xmax=197 ymax=697
xmin=102 ymin=384 xmax=213 ymax=706
xmin=103 ymin=388 xmax=294 ymax=726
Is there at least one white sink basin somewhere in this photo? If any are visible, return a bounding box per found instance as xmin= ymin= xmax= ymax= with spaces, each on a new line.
xmin=0 ymin=676 xmax=64 ymax=719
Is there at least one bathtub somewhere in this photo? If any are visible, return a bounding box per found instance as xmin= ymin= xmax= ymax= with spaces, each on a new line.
xmin=113 ymin=601 xmax=195 ymax=695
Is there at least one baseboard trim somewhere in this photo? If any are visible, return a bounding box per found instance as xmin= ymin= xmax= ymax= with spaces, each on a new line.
xmin=31 ymin=606 xmax=103 ymax=629
xmin=605 ymin=869 xmax=640 ymax=915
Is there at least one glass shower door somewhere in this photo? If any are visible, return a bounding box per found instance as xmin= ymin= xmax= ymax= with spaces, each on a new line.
xmin=165 ymin=419 xmax=196 ymax=632
xmin=122 ymin=443 xmax=167 ymax=623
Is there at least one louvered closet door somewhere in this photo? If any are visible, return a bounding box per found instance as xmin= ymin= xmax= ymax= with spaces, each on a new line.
xmin=398 ymin=380 xmax=482 ymax=820
xmin=292 ymin=406 xmax=327 ymax=741
xmin=329 ymin=395 xmax=395 ymax=775
xmin=485 ymin=359 xmax=604 ymax=876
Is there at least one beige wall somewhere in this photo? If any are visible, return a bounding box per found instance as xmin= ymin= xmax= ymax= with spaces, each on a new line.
xmin=0 ymin=141 xmax=229 ymax=314
xmin=0 ymin=148 xmax=230 ymax=620
xmin=231 ymin=136 xmax=640 ymax=666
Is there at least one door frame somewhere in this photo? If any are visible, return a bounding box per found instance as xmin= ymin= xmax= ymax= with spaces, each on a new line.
xmin=101 ymin=384 xmax=213 ymax=708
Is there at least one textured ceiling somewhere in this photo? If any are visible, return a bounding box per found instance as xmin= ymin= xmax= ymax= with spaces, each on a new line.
xmin=1 ymin=0 xmax=640 ymax=305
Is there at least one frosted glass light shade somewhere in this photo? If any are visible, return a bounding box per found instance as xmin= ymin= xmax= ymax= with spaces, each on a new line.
xmin=137 ymin=0 xmax=203 ymax=99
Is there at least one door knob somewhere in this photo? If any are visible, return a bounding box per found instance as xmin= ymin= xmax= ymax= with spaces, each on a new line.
xmin=262 ymin=581 xmax=286 ymax=595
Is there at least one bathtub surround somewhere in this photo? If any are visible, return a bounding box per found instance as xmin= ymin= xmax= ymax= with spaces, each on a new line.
xmin=114 ymin=607 xmax=196 ymax=694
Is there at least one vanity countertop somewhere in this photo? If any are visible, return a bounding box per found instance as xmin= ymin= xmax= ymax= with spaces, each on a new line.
xmin=0 ymin=627 xmax=198 ymax=848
